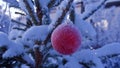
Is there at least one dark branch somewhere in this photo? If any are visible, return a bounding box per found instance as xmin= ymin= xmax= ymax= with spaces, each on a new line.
xmin=34 ymin=41 xmax=43 ymax=68
xmin=15 ymin=12 xmax=26 ymax=16
xmin=23 ymin=0 xmax=39 ymax=25
xmin=11 ymin=19 xmax=28 ymax=27
xmin=48 ymin=0 xmax=56 ymax=8
xmin=34 ymin=0 xmax=43 ymax=25
xmin=81 ymin=1 xmax=85 ymax=13
xmin=26 ymin=18 xmax=33 ymax=27
xmin=55 ymin=0 xmax=74 ymax=27
xmin=105 ymin=1 xmax=120 ymax=8
xmin=13 ymin=27 xmax=26 ymax=31
xmin=69 ymin=5 xmax=75 ymax=23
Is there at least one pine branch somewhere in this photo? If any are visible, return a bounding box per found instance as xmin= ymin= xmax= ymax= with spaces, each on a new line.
xmin=81 ymin=1 xmax=85 ymax=13
xmin=83 ymin=0 xmax=107 ymax=20
xmin=34 ymin=0 xmax=53 ymax=25
xmin=34 ymin=0 xmax=43 ymax=25
xmin=69 ymin=5 xmax=75 ymax=23
xmin=55 ymin=0 xmax=74 ymax=27
xmin=23 ymin=0 xmax=39 ymax=25
xmin=42 ymin=45 xmax=52 ymax=63
xmin=34 ymin=41 xmax=43 ymax=68
xmin=34 ymin=47 xmax=43 ymax=68
xmin=15 ymin=56 xmax=34 ymax=67
xmin=1 ymin=54 xmax=34 ymax=68
xmin=26 ymin=18 xmax=33 ymax=27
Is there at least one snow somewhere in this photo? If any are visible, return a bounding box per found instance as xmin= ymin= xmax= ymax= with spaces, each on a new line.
xmin=33 ymin=44 xmax=39 ymax=51
xmin=81 ymin=0 xmax=104 ymax=19
xmin=48 ymin=0 xmax=70 ymax=31
xmin=21 ymin=64 xmax=29 ymax=68
xmin=9 ymin=29 xmax=19 ymax=40
xmin=95 ymin=19 xmax=109 ymax=30
xmin=48 ymin=22 xmax=55 ymax=32
xmin=3 ymin=0 xmax=19 ymax=8
xmin=22 ymin=25 xmax=49 ymax=46
xmin=60 ymin=42 xmax=120 ymax=68
xmin=22 ymin=54 xmax=35 ymax=66
xmin=95 ymin=42 xmax=120 ymax=57
xmin=0 ymin=32 xmax=9 ymax=46
xmin=64 ymin=42 xmax=120 ymax=68
xmin=21 ymin=39 xmax=34 ymax=48
xmin=59 ymin=0 xmax=69 ymax=9
xmin=49 ymin=49 xmax=60 ymax=56
xmin=0 ymin=31 xmax=24 ymax=59
xmin=39 ymin=0 xmax=50 ymax=8
xmin=91 ymin=5 xmax=120 ymax=46
xmin=19 ymin=0 xmax=27 ymax=13
xmin=74 ymin=0 xmax=81 ymax=3
xmin=48 ymin=57 xmax=57 ymax=64
xmin=72 ymin=49 xmax=104 ymax=68
xmin=2 ymin=40 xmax=24 ymax=59
xmin=75 ymin=14 xmax=96 ymax=39
xmin=0 ymin=12 xmax=11 ymax=34
xmin=64 ymin=57 xmax=82 ymax=68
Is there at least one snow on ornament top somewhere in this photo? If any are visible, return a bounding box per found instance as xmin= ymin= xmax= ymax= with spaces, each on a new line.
xmin=22 ymin=25 xmax=49 ymax=45
xmin=51 ymin=23 xmax=81 ymax=55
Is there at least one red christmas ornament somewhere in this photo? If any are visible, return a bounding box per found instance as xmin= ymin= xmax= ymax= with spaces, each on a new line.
xmin=51 ymin=23 xmax=81 ymax=55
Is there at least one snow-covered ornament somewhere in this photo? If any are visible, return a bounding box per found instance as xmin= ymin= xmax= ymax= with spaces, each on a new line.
xmin=51 ymin=23 xmax=81 ymax=55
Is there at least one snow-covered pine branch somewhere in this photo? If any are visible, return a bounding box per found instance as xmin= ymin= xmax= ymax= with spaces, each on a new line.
xmin=45 ymin=0 xmax=74 ymax=45
xmin=82 ymin=0 xmax=107 ymax=20
xmin=0 ymin=32 xmax=34 ymax=67
xmin=3 ymin=0 xmax=19 ymax=8
xmin=34 ymin=0 xmax=45 ymax=25
xmin=22 ymin=0 xmax=39 ymax=25
xmin=95 ymin=42 xmax=120 ymax=58
xmin=64 ymin=42 xmax=120 ymax=68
